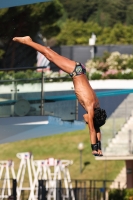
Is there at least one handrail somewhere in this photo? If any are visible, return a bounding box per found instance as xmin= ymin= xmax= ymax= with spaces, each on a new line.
xmin=0 ymin=66 xmax=46 ymax=71
xmin=0 ymin=78 xmax=41 ymax=83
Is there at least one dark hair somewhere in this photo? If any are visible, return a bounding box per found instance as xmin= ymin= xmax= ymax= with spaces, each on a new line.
xmin=93 ymin=108 xmax=107 ymax=128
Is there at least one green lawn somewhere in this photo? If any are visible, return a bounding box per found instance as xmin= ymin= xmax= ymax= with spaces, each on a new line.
xmin=0 ymin=125 xmax=124 ymax=181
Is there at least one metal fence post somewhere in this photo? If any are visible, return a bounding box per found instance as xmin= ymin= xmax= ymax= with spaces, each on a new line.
xmin=41 ymin=70 xmax=44 ymax=115
xmin=56 ymin=180 xmax=62 ymax=200
xmin=93 ymin=180 xmax=96 ymax=200
xmin=75 ymin=99 xmax=78 ymax=120
xmin=38 ymin=180 xmax=41 ymax=200
xmin=90 ymin=180 xmax=92 ymax=200
xmin=38 ymin=180 xmax=47 ymax=200
xmin=74 ymin=180 xmax=78 ymax=200
xmin=12 ymin=179 xmax=17 ymax=200
xmin=103 ymin=180 xmax=106 ymax=200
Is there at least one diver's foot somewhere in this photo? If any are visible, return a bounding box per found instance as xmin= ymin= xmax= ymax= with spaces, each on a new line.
xmin=91 ymin=144 xmax=99 ymax=156
xmin=92 ymin=150 xmax=99 ymax=156
xmin=13 ymin=36 xmax=32 ymax=44
xmin=97 ymin=141 xmax=103 ymax=156
xmin=98 ymin=149 xmax=103 ymax=156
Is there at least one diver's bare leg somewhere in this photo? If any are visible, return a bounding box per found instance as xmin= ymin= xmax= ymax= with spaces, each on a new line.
xmin=13 ymin=36 xmax=75 ymax=74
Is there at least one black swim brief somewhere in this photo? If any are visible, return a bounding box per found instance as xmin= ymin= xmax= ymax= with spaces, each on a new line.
xmin=69 ymin=62 xmax=86 ymax=78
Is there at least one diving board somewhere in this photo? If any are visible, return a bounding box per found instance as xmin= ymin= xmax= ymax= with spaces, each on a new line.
xmin=0 ymin=0 xmax=51 ymax=9
xmin=45 ymin=89 xmax=133 ymax=99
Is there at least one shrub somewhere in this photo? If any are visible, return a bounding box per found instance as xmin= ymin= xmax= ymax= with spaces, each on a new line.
xmin=109 ymin=189 xmax=133 ymax=200
xmin=91 ymin=72 xmax=102 ymax=80
xmin=109 ymin=189 xmax=126 ymax=200
xmin=85 ymin=51 xmax=133 ymax=80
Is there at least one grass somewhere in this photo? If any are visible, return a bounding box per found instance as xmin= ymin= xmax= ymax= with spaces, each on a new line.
xmin=0 ymin=125 xmax=124 ymax=183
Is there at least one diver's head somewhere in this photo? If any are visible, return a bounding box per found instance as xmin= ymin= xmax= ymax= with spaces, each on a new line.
xmin=93 ymin=107 xmax=107 ymax=128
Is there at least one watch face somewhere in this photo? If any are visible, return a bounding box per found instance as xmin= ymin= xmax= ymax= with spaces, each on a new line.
xmin=76 ymin=66 xmax=82 ymax=73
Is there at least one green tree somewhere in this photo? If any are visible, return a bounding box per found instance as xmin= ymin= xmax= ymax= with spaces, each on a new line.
xmin=94 ymin=0 xmax=126 ymax=27
xmin=56 ymin=20 xmax=133 ymax=45
xmin=99 ymin=23 xmax=133 ymax=44
xmin=40 ymin=0 xmax=64 ymax=38
xmin=0 ymin=0 xmax=64 ymax=68
xmin=0 ymin=0 xmax=63 ymax=40
xmin=126 ymin=0 xmax=133 ymax=25
xmin=59 ymin=0 xmax=133 ymax=27
xmin=56 ymin=20 xmax=102 ymax=45
xmin=59 ymin=0 xmax=97 ymax=22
